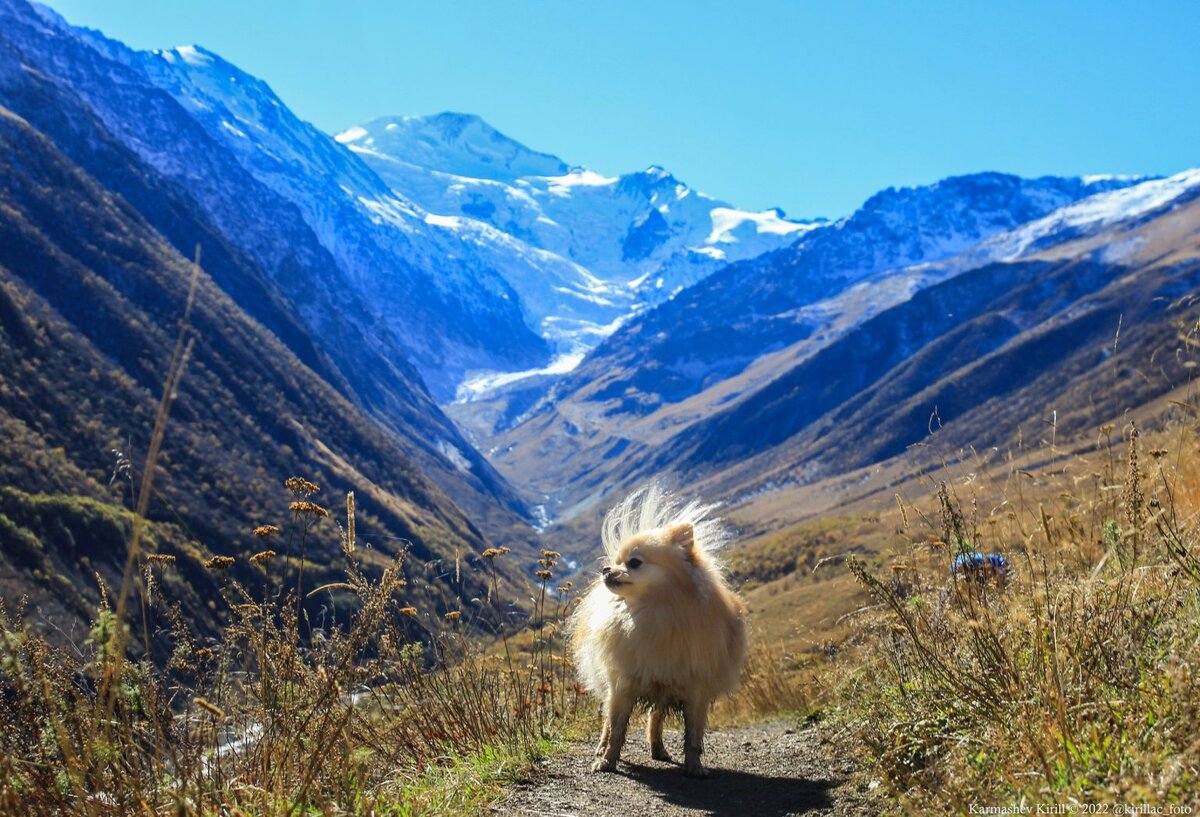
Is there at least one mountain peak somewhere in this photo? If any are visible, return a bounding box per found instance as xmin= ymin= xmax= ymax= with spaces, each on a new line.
xmin=159 ymin=43 xmax=217 ymax=67
xmin=338 ymin=112 xmax=568 ymax=182
xmin=153 ymin=44 xmax=256 ymax=81
xmin=614 ymin=164 xmax=684 ymax=198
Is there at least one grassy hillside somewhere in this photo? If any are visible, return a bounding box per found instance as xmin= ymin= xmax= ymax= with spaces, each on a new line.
xmin=827 ymin=415 xmax=1200 ymax=808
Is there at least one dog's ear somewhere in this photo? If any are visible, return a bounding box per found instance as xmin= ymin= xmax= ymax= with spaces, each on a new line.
xmin=667 ymin=522 xmax=696 ymax=561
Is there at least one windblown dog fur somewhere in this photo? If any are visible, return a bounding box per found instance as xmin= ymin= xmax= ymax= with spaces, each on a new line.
xmin=572 ymin=485 xmax=747 ymax=776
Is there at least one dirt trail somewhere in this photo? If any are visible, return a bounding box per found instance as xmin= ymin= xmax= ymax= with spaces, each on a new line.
xmin=498 ymin=719 xmax=877 ymax=817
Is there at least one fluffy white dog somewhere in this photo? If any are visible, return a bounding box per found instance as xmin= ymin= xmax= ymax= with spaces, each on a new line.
xmin=572 ymin=485 xmax=747 ymax=777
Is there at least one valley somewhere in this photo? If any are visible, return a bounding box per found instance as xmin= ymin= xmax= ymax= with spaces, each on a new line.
xmin=2 ymin=0 xmax=1198 ymax=648
xmin=2 ymin=0 xmax=1199 ymax=812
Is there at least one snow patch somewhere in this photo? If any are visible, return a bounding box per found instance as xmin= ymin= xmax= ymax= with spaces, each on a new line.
xmin=455 ymin=352 xmax=587 ymax=402
xmin=706 ymin=207 xmax=813 ymax=245
xmin=175 ymin=45 xmax=213 ymax=67
xmin=544 ymin=169 xmax=617 ymax=195
xmin=335 ymin=126 xmax=367 ymax=143
xmin=436 ymin=439 xmax=472 ymax=473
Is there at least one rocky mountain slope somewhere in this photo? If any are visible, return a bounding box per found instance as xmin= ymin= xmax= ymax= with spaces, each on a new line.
xmin=0 ymin=32 xmax=540 ymax=639
xmin=0 ymin=0 xmax=549 ymax=400
xmin=486 ymin=171 xmax=1198 ymax=524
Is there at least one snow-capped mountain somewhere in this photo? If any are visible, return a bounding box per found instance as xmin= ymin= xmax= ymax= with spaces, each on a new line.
xmin=0 ymin=0 xmax=553 ymax=401
xmin=0 ymin=0 xmax=552 ymax=519
xmin=337 ymin=114 xmax=818 ymax=371
xmin=938 ymin=169 xmax=1200 ymax=270
xmin=541 ymin=171 xmax=1150 ymax=414
xmin=476 ymin=170 xmax=1174 ymax=515
xmin=642 ymin=168 xmax=1200 ymax=488
xmin=809 ymin=170 xmax=1200 ymax=343
xmin=2 ymin=0 xmax=824 ymax=402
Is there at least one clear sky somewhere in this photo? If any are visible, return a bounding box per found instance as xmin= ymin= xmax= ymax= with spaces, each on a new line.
xmin=41 ymin=0 xmax=1200 ymax=220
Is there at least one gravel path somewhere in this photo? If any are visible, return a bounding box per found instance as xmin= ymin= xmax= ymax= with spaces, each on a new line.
xmin=497 ymin=719 xmax=877 ymax=817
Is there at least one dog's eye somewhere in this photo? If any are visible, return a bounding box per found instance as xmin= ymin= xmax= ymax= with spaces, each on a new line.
xmin=626 ymin=557 xmax=643 ymax=569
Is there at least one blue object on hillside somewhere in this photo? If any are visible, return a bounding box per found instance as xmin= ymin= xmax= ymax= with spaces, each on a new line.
xmin=950 ymin=551 xmax=1011 ymax=580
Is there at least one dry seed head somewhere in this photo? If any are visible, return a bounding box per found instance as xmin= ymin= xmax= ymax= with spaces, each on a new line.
xmin=482 ymin=548 xmax=503 ymax=559
xmin=146 ymin=554 xmax=176 ymax=565
xmin=204 ymin=556 xmax=235 ymax=571
xmin=306 ymin=582 xmax=356 ymax=598
xmin=444 ymin=610 xmax=462 ymax=621
xmin=399 ymin=607 xmax=418 ymax=617
xmin=1009 ymin=607 xmax=1033 ymax=627
xmin=536 ymin=569 xmax=553 ymax=580
xmin=289 ymin=500 xmax=330 ymax=518
xmin=1124 ymin=424 xmax=1146 ymax=531
xmin=253 ymin=525 xmax=280 ymax=538
xmin=894 ymin=494 xmax=910 ymax=529
xmin=285 ymin=477 xmax=320 ymax=497
xmin=249 ymin=549 xmax=276 ymax=566
xmin=194 ymin=697 xmax=225 ymax=719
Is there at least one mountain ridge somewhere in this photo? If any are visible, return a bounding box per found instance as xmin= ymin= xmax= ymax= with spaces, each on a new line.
xmin=3 ymin=0 xmax=551 ymax=400
xmin=0 ymin=101 xmax=536 ymax=638
xmin=479 ymin=170 xmax=1193 ymax=526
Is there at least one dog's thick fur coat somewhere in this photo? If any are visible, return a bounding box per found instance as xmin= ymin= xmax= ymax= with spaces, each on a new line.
xmin=571 ymin=485 xmax=747 ymax=776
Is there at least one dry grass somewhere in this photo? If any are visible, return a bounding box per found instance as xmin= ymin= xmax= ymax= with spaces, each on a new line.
xmin=0 ymin=255 xmax=592 ymax=815
xmin=0 ymin=483 xmax=582 ymax=816
xmin=828 ymin=418 xmax=1200 ymax=810
xmin=713 ymin=640 xmax=813 ymax=725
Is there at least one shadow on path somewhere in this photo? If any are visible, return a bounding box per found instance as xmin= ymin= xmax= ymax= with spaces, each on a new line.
xmin=619 ymin=761 xmax=838 ymax=817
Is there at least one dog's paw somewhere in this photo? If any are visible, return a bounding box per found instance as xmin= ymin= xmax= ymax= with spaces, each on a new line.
xmin=591 ymin=758 xmax=618 ymax=773
xmin=651 ymin=747 xmax=673 ymax=762
xmin=683 ymin=761 xmax=711 ymax=778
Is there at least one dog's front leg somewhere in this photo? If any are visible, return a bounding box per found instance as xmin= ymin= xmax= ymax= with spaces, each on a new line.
xmin=682 ymin=698 xmax=711 ymax=777
xmin=591 ymin=685 xmax=634 ymax=773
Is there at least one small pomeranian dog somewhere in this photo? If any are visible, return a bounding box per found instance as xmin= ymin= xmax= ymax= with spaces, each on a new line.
xmin=572 ymin=485 xmax=746 ymax=777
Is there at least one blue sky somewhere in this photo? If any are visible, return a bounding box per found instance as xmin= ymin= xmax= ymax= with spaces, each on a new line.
xmin=43 ymin=0 xmax=1200 ymax=220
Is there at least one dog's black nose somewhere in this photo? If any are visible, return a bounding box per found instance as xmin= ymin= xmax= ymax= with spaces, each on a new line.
xmin=601 ymin=565 xmax=612 ymax=575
